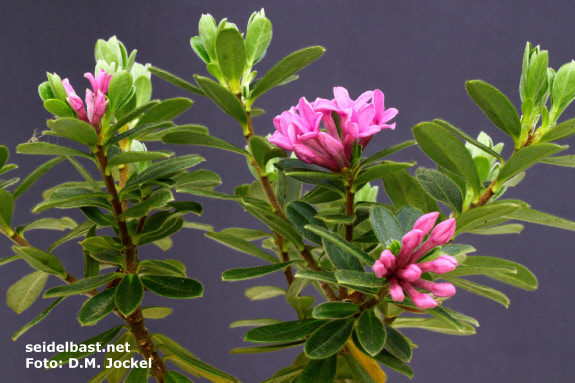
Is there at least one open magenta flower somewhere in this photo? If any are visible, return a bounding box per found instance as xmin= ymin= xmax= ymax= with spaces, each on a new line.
xmin=371 ymin=212 xmax=457 ymax=309
xmin=269 ymin=86 xmax=397 ymax=172
xmin=63 ymin=69 xmax=113 ymax=130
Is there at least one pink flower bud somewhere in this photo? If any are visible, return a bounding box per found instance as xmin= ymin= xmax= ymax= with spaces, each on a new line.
xmin=388 ymin=277 xmax=404 ymax=302
xmin=372 ymin=260 xmax=387 ymax=279
xmin=413 ymin=212 xmax=440 ymax=236
xmin=396 ymin=264 xmax=422 ymax=282
xmin=429 ymin=218 xmax=456 ymax=246
xmin=418 ymin=255 xmax=458 ymax=274
xmin=379 ymin=249 xmax=396 ymax=270
xmin=396 ymin=229 xmax=423 ymax=268
xmin=400 ymin=280 xmax=437 ymax=309
xmin=412 ymin=279 xmax=456 ymax=297
xmin=85 ymin=69 xmax=113 ymax=94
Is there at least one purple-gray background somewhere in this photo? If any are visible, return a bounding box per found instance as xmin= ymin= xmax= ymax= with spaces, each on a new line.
xmin=1 ymin=1 xmax=574 ymax=382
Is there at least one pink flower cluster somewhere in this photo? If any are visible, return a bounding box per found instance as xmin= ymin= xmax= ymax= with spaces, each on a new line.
xmin=372 ymin=212 xmax=458 ymax=309
xmin=269 ymin=87 xmax=398 ymax=172
xmin=63 ymin=69 xmax=113 ymax=130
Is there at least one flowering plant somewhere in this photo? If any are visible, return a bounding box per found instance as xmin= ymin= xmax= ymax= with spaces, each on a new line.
xmin=1 ymin=9 xmax=575 ymax=383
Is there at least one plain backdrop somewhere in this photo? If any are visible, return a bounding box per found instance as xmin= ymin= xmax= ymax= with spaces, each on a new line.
xmin=1 ymin=1 xmax=575 ymax=382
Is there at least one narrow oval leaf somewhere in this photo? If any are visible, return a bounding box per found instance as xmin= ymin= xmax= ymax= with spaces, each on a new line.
xmin=286 ymin=201 xmax=327 ymax=244
xmin=323 ymin=239 xmax=363 ymax=272
xmin=78 ymin=287 xmax=117 ymax=325
xmin=195 ymin=75 xmax=248 ymax=126
xmin=357 ymin=309 xmax=386 ymax=356
xmin=460 ymin=256 xmax=537 ymax=290
xmin=149 ymin=66 xmax=206 ymax=96
xmin=455 ymin=202 xmax=521 ymax=234
xmin=107 ymin=151 xmax=172 ymax=168
xmin=245 ymin=286 xmax=286 ymax=301
xmin=12 ymin=156 xmax=66 ymax=201
xmin=141 ymin=275 xmax=203 ymax=299
xmin=108 ymin=70 xmax=133 ymax=109
xmin=413 ymin=122 xmax=481 ymax=195
xmin=466 ymin=80 xmax=522 ymax=139
xmin=120 ymin=190 xmax=174 ymax=219
xmin=417 ymin=168 xmax=464 ymax=213
xmin=312 ymin=302 xmax=360 ymax=319
xmin=162 ymin=131 xmax=249 ymax=157
xmin=305 ymin=224 xmax=373 ymax=265
xmin=439 ymin=273 xmax=510 ymax=307
xmin=12 ymin=297 xmax=66 ymax=341
xmin=44 ymin=273 xmax=122 ymax=298
xmin=12 ymin=246 xmax=66 ymax=278
xmin=47 ymin=118 xmax=98 ymax=147
xmin=299 ymin=355 xmax=337 ymax=383
xmin=125 ymin=155 xmax=204 ymax=189
xmin=49 ymin=326 xmax=124 ymax=365
xmin=250 ymin=46 xmax=325 ymax=102
xmin=7 ymin=271 xmax=49 ymax=314
xmin=136 ymin=98 xmax=193 ymax=127
xmin=222 ymin=261 xmax=297 ymax=281
xmin=245 ymin=319 xmax=328 ymax=343
xmin=215 ymin=28 xmax=247 ymax=87
xmin=17 ymin=142 xmax=94 ymax=160
xmin=0 ymin=189 xmax=14 ymax=229
xmin=304 ymin=318 xmax=355 ymax=359
xmin=115 ymin=274 xmax=144 ymax=316
xmin=141 ymin=306 xmax=173 ymax=319
xmin=384 ymin=324 xmax=412 ymax=362
xmin=206 ymin=232 xmax=278 ymax=263
xmin=370 ymin=206 xmax=402 ymax=246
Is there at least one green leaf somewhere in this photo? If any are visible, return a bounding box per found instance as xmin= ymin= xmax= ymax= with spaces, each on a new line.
xmin=506 ymin=207 xmax=575 ymax=231
xmin=382 ymin=169 xmax=440 ymax=213
xmin=206 ymin=232 xmax=278 ymax=263
xmin=312 ymin=302 xmax=360 ymax=319
xmin=395 ymin=206 xmax=423 ymax=235
xmin=244 ymin=203 xmax=304 ymax=248
xmin=107 ymin=70 xmax=133 ymax=110
xmin=232 ymin=341 xmax=306 ymax=356
xmin=121 ymin=191 xmax=174 ymax=219
xmin=12 ymin=246 xmax=66 ymax=278
xmin=44 ymin=273 xmax=122 ymax=298
xmin=153 ymin=334 xmax=239 ymax=383
xmin=107 ymin=151 xmax=173 ymax=169
xmin=115 ymin=274 xmax=143 ymax=316
xmin=384 ymin=324 xmax=412 ymax=362
xmin=341 ymin=354 xmax=377 ymax=383
xmin=195 ymin=75 xmax=248 ymax=126
xmin=32 ymin=192 xmax=110 ymax=213
xmin=357 ymin=309 xmax=386 ymax=356
xmin=162 ymin=131 xmax=249 ymax=156
xmin=305 ymin=225 xmax=373 ymax=265
xmin=246 ymin=17 xmax=272 ymax=65
xmin=455 ymin=202 xmax=521 ymax=234
xmin=17 ymin=142 xmax=94 ymax=160
xmin=110 ymin=100 xmax=159 ymax=133
xmin=465 ymin=80 xmax=522 ymax=139
xmin=230 ymin=318 xmax=283 ymax=328
xmin=124 ymin=367 xmax=148 ymax=383
xmin=438 ymin=273 xmax=510 ymax=307
xmin=44 ymin=99 xmax=74 ymax=117
xmin=246 ymin=319 xmax=329 ymax=343
xmin=496 ymin=143 xmax=567 ymax=186
xmin=249 ymin=136 xmax=287 ymax=174
xmin=150 ymin=66 xmax=206 ymax=96
xmin=540 ymin=118 xmax=575 ymax=142
xmin=220 ymin=227 xmax=271 ymax=241
xmin=7 ymin=271 xmax=49 ymax=314
xmin=47 ymin=72 xmax=67 ymax=103
xmin=141 ymin=306 xmax=173 ymax=319
xmin=426 ymin=306 xmax=466 ymax=332
xmin=295 ymin=270 xmax=337 ymax=285
xmin=299 ymin=355 xmax=337 ymax=383
xmin=12 ymin=297 xmax=65 ymax=341
xmin=249 ymin=46 xmax=325 ymax=102
xmin=106 ymin=122 xmax=173 ymax=147
xmin=361 ymin=141 xmax=417 ymax=168
xmin=468 ymin=223 xmax=524 ymax=235
xmin=304 ymin=318 xmax=355 ymax=359
xmin=374 ymin=350 xmax=414 ymax=379
xmin=49 ymin=326 xmax=124 ymax=365
xmin=47 ymin=118 xmax=98 ymax=147
xmin=541 ymin=155 xmax=575 ymax=167
xmin=413 ymin=122 xmax=481 ymax=195
xmin=285 ymin=201 xmax=327 ymax=244
xmin=18 ymin=217 xmax=76 ymax=233
xmin=80 ymin=236 xmax=122 ymax=253
xmin=215 ymin=28 xmax=246 ymax=90
xmin=245 ymin=286 xmax=286 ymax=301
xmin=165 ymin=371 xmax=193 ymax=383
xmin=458 ymin=255 xmax=537 ymax=290
xmin=355 ymin=162 xmax=413 ymax=187
xmin=222 ymin=261 xmax=298 ymax=281
xmin=370 ymin=206 xmax=402 ymax=246
xmin=335 ymin=270 xmax=386 ymax=289
xmin=0 ymin=189 xmax=14 ymax=230
xmin=78 ymin=288 xmax=117 ymax=325
xmin=393 ymin=317 xmax=476 ymax=335
xmin=433 ymin=119 xmax=505 ymax=162
xmin=49 ymin=221 xmax=94 ymax=252
xmin=552 ymin=61 xmax=575 ymax=113
xmin=323 ymin=239 xmax=363 ymax=272
xmin=125 ymin=155 xmax=204 ymax=189
xmin=139 ymin=260 xmax=186 ymax=277
xmin=135 ymin=98 xmax=193 ymax=127
xmin=38 ymin=81 xmax=55 ymax=101
xmin=417 ymin=168 xmax=464 ymax=213
xmin=141 ymin=275 xmax=203 ymax=299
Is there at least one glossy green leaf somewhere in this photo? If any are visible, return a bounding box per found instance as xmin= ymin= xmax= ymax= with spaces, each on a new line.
xmin=125 ymin=155 xmax=203 ymax=189
xmin=229 ymin=318 xmax=283 ymax=328
xmin=149 ymin=66 xmax=206 ymax=96
xmin=414 ymin=122 xmax=481 ymax=195
xmin=12 ymin=246 xmax=66 ymax=278
xmin=417 ymin=167 xmax=464 ymax=213
xmin=49 ymin=326 xmax=124 ymax=365
xmin=135 ymin=98 xmax=193 ymax=127
xmin=439 ymin=273 xmax=510 ymax=307
xmin=124 ymin=367 xmax=148 ymax=383
xmin=384 ymin=324 xmax=412 ymax=362
xmin=361 ymin=141 xmax=417 ymax=168
xmin=370 ymin=205 xmax=402 ymax=246
xmin=0 ymin=189 xmax=14 ymax=230
xmin=541 ymin=155 xmax=575 ymax=167
xmin=44 ymin=273 xmax=122 ymax=298
xmin=244 ymin=203 xmax=304 ymax=248
xmin=455 ymin=202 xmax=521 ymax=234
xmin=496 ymin=143 xmax=567 ymax=186
xmin=206 ymin=232 xmax=278 ymax=263
xmin=374 ymin=350 xmax=414 ymax=379
xmin=47 ymin=118 xmax=98 ymax=147
xmin=195 ymin=75 xmax=248 ymax=126
xmin=246 ymin=17 xmax=272 ymax=65
xmin=295 ymin=270 xmax=337 ymax=285
xmin=305 ymin=224 xmax=373 ymax=265
xmin=383 ymin=169 xmax=440 ymax=213
xmin=106 ymin=122 xmax=173 ymax=147
xmin=7 ymin=271 xmax=49 ymax=314
xmin=341 ymin=354 xmax=377 ymax=383
xmin=110 ymin=100 xmax=159 ymax=133
xmin=141 ymin=275 xmax=203 ymax=299
xmin=506 ymin=207 xmax=575 ymax=231
xmin=12 ymin=297 xmax=65 ymax=341
xmin=17 ymin=142 xmax=94 ymax=160
xmin=459 ymin=255 xmax=537 ymax=290
xmin=32 ymin=191 xmax=110 ymax=213
xmin=552 ymin=61 xmax=575 ymax=112
xmin=304 ymin=318 xmax=355 ymax=359
xmin=107 ymin=151 xmax=173 ymax=169
xmin=312 ymin=302 xmax=360 ymax=319
xmin=49 ymin=221 xmax=94 ymax=252
xmin=393 ymin=317 xmax=476 ymax=335
xmin=78 ymin=287 xmax=117 ymax=325
xmin=139 ymin=260 xmax=186 ymax=277
xmin=468 ymin=223 xmax=524 ymax=235
xmin=249 ymin=136 xmax=287 ymax=174
xmin=222 ymin=261 xmax=297 ymax=281
xmin=246 ymin=319 xmax=328 ymax=343
xmin=80 ymin=236 xmax=122 ymax=253
xmin=466 ymin=80 xmax=522 ymax=139
xmin=162 ymin=131 xmax=249 ymax=157
xmin=355 ymin=162 xmax=413 ymax=187
xmin=44 ymin=99 xmax=74 ymax=117
xmin=323 ymin=239 xmax=363 ymax=272
xmin=357 ymin=309 xmax=385 ymax=356
xmin=121 ymin=190 xmax=174 ymax=219
xmin=215 ymin=28 xmax=246 ymax=89
xmin=249 ymin=47 xmax=325 ymax=102
xmin=141 ymin=306 xmax=173 ymax=319
xmin=108 ymin=70 xmax=133 ymax=110
xmin=115 ymin=274 xmax=143 ymax=316
xmin=299 ymin=355 xmax=337 ymax=383
xmin=285 ymin=201 xmax=326 ymax=244
xmin=335 ymin=270 xmax=386 ymax=289
xmin=245 ymin=286 xmax=286 ymax=301
xmin=165 ymin=371 xmax=193 ymax=383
